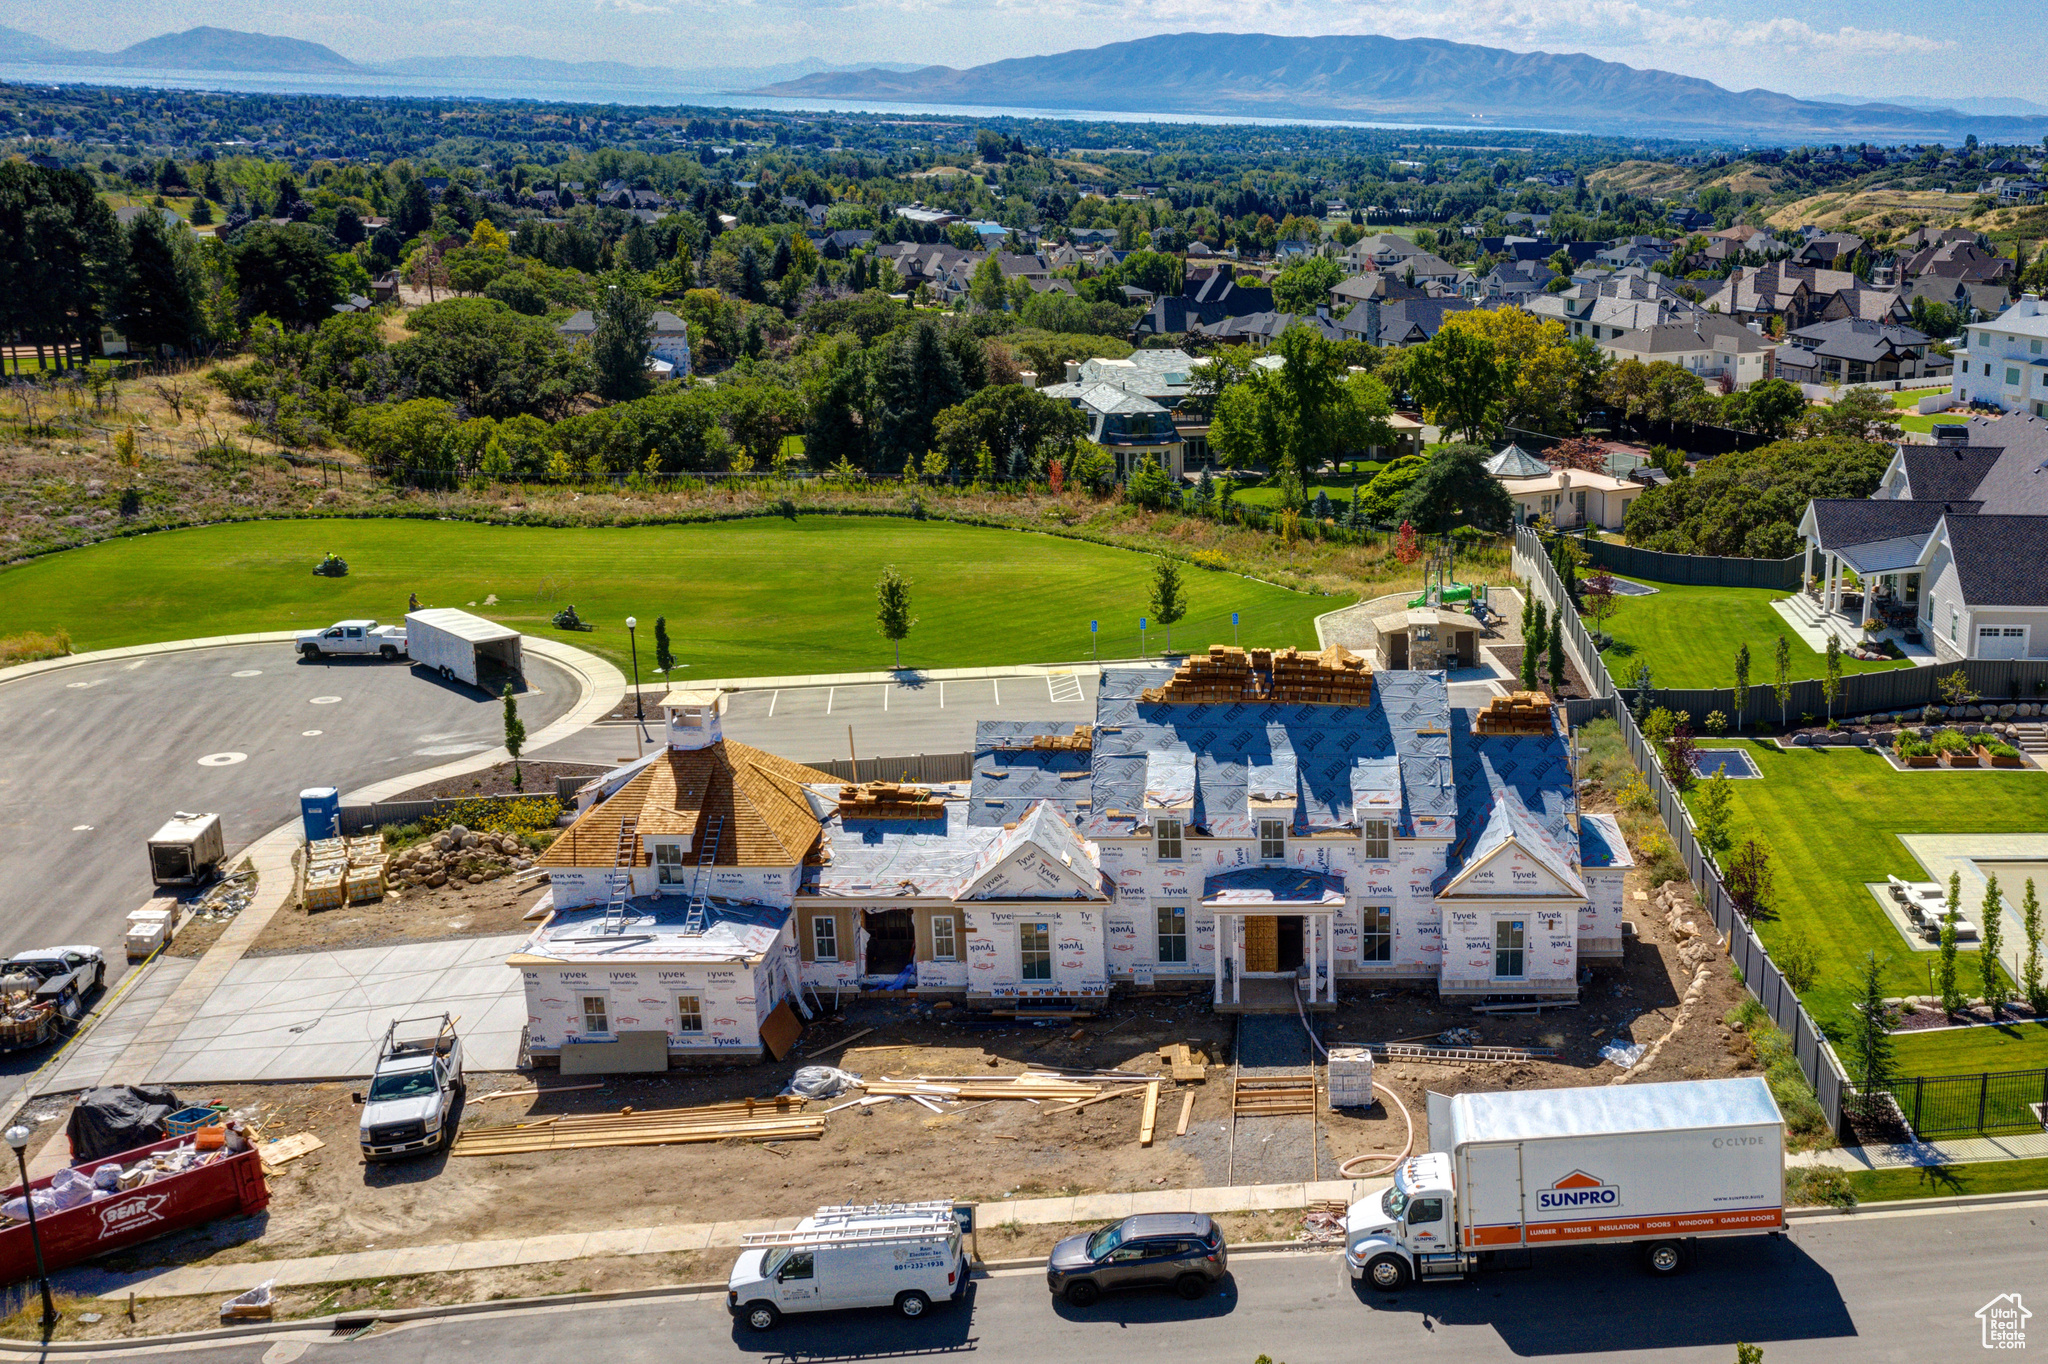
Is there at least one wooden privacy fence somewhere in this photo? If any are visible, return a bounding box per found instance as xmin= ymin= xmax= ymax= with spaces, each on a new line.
xmin=1515 ymin=526 xmax=1855 ymax=1137
xmin=1556 ymin=535 xmax=1804 ymax=591
xmin=810 ymin=753 xmax=975 ymax=784
xmin=1632 ymin=658 xmax=2048 ymax=729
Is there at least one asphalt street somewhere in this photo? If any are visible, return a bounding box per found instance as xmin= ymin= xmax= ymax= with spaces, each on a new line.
xmin=540 ymin=673 xmax=1511 ymax=769
xmin=79 ymin=1200 xmax=2046 ymax=1363
xmin=0 ymin=642 xmax=574 ymax=980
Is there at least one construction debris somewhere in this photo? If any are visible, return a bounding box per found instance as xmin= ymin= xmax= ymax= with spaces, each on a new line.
xmin=256 ymin=1132 xmax=324 ymax=1173
xmin=1174 ymin=1090 xmax=1195 ymax=1137
xmin=1299 ymin=1203 xmax=1347 ymax=1246
xmin=450 ymin=1097 xmax=818 ymax=1156
xmin=835 ymin=782 xmax=947 ymax=819
xmin=1137 ymin=1079 xmax=1161 ymax=1146
xmin=1158 ymin=1043 xmax=1208 ymax=1082
xmin=1474 ymin=691 xmax=1557 ymax=736
xmin=1140 ymin=645 xmax=1373 ymax=707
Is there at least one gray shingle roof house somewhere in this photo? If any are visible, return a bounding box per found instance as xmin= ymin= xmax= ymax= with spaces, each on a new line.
xmin=557 ymin=309 xmax=691 ymax=376
xmin=1797 ymin=414 xmax=2048 ymax=659
xmin=1336 ymin=297 xmax=1476 ymax=347
xmin=1782 ymin=318 xmax=1942 ymax=384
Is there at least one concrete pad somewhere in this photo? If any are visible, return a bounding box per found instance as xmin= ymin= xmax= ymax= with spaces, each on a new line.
xmin=434 ymin=962 xmax=518 ymax=998
xmin=445 ymin=1238 xmax=526 ymax=1272
xmin=642 ymin=1223 xmax=715 ymax=1254
xmin=514 ymin=1232 xmax=590 ymax=1266
xmin=580 ymin=1226 xmax=654 ymax=1258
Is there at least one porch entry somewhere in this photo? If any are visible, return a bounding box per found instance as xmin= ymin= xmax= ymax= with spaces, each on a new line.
xmin=863 ymin=909 xmax=916 ymax=976
xmin=1242 ymin=915 xmax=1305 ymax=973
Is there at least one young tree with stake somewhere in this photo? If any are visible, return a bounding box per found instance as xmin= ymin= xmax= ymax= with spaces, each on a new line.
xmin=1773 ymin=634 xmax=1792 ymax=729
xmin=1696 ymin=769 xmax=1734 ymax=858
xmin=1149 ymin=559 xmax=1188 ymax=654
xmin=1822 ymin=636 xmax=1842 ymax=723
xmin=1979 ymin=875 xmax=2009 ymax=1016
xmin=875 ymin=566 xmax=915 ymax=668
xmin=1937 ymin=870 xmax=1964 ymax=1016
xmin=501 ymin=682 xmax=526 ymax=791
xmin=2022 ymin=877 xmax=2045 ymax=1016
xmin=1848 ymin=951 xmax=1898 ymax=1123
xmin=653 ymin=616 xmax=674 ymax=674
xmin=1732 ymin=643 xmax=1750 ymax=733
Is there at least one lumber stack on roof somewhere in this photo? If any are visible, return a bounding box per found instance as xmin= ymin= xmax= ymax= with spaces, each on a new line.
xmin=1141 ymin=645 xmax=1373 ymax=706
xmin=1475 ymin=691 xmax=1557 ymax=736
xmin=451 ymin=1096 xmax=818 ymax=1155
xmin=837 ymin=781 xmax=947 ymax=819
xmin=1025 ymin=724 xmax=1093 ymax=752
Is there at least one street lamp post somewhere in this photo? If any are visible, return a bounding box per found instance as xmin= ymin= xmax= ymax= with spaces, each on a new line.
xmin=625 ymin=617 xmax=644 ymax=758
xmin=4 ymin=1125 xmax=57 ymax=1334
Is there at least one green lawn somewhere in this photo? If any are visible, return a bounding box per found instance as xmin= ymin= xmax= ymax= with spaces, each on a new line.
xmin=1845 ymin=1156 xmax=2048 ymax=1203
xmin=0 ymin=517 xmax=1335 ymax=678
xmin=1892 ymin=1022 xmax=2048 ymax=1076
xmin=1231 ymin=476 xmax=1377 ymax=510
xmin=1594 ymin=581 xmax=1912 ymax=691
xmin=1684 ymin=741 xmax=2048 ymax=1071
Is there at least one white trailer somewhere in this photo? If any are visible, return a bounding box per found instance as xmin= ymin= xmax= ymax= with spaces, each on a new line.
xmin=404 ymin=609 xmax=523 ymax=692
xmin=147 ymin=812 xmax=225 ymax=886
xmin=1346 ymin=1077 xmax=1784 ymax=1290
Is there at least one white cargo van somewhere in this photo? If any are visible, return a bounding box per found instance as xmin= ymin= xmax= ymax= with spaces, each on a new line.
xmin=727 ymin=1202 xmax=969 ymax=1331
xmin=1347 ymin=1077 xmax=1785 ymax=1290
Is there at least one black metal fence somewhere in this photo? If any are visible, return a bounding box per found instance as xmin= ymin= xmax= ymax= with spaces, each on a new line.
xmin=1558 ymin=535 xmax=1804 ymax=591
xmin=1889 ymin=1067 xmax=2048 ymax=1139
xmin=1515 ymin=526 xmax=1853 ymax=1136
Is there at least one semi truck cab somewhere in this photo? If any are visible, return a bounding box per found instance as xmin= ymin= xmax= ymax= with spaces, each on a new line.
xmin=1344 ymin=1154 xmax=1466 ymax=1289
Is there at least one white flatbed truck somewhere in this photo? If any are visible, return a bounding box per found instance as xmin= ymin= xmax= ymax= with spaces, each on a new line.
xmin=1346 ymin=1077 xmax=1785 ymax=1290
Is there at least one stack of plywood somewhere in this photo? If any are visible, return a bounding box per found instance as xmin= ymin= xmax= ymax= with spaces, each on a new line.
xmin=451 ymin=1097 xmax=819 ymax=1155
xmin=1141 ymin=645 xmax=1373 ymax=706
xmin=836 ymin=782 xmax=945 ymax=819
xmin=1475 ymin=691 xmax=1556 ymax=736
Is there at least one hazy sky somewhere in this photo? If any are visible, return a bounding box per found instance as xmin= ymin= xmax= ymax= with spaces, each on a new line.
xmin=0 ymin=0 xmax=2029 ymax=101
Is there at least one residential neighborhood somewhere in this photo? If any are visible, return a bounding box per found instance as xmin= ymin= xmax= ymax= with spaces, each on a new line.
xmin=1 ymin=17 xmax=2046 ymax=1362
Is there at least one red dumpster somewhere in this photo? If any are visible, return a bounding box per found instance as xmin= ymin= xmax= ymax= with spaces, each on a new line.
xmin=0 ymin=1134 xmax=270 ymax=1285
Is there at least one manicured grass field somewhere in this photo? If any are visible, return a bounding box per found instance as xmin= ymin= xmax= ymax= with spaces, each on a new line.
xmin=1892 ymin=1022 xmax=2048 ymax=1076
xmin=1685 ymin=741 xmax=2048 ymax=1071
xmin=1595 ymin=580 xmax=1912 ymax=691
xmin=1230 ymin=477 xmax=1376 ymax=510
xmin=0 ymin=517 xmax=1336 ymax=678
xmin=1846 ymin=1155 xmax=2048 ymax=1203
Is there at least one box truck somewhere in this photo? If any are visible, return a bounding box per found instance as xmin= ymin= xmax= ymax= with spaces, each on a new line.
xmin=147 ymin=812 xmax=224 ymax=887
xmin=727 ymin=1201 xmax=970 ymax=1331
xmin=1345 ymin=1077 xmax=1784 ymax=1290
xmin=404 ymin=609 xmax=522 ymax=692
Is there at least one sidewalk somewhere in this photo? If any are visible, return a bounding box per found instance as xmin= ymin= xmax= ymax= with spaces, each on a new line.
xmin=685 ymin=658 xmax=1152 ymax=694
xmin=1788 ymin=1129 xmax=2048 ymax=1172
xmin=78 ymin=1177 xmax=1392 ymax=1302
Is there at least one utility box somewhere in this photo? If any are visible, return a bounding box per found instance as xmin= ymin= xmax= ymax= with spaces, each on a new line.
xmin=300 ymin=788 xmax=341 ymax=843
xmin=146 ymin=813 xmax=224 ymax=887
xmin=1328 ymin=1047 xmax=1375 ymax=1111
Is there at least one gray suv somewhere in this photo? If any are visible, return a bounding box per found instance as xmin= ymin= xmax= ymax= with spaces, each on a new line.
xmin=1046 ymin=1213 xmax=1228 ymax=1306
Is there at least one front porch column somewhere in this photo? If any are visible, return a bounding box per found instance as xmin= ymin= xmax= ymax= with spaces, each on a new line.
xmin=1234 ymin=919 xmax=1244 ymax=1004
xmin=1213 ymin=915 xmax=1225 ymax=1007
xmin=1305 ymin=916 xmax=1317 ymax=1003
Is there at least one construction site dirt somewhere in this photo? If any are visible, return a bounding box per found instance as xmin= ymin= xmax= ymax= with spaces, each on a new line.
xmin=14 ymin=840 xmax=1757 ymax=1336
xmin=234 ymin=873 xmax=550 ymax=958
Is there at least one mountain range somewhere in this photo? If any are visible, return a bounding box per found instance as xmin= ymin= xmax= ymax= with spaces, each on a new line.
xmin=753 ymin=32 xmax=2048 ymax=142
xmin=3 ymin=24 xmax=2046 ymax=144
xmin=0 ymin=26 xmax=922 ymax=92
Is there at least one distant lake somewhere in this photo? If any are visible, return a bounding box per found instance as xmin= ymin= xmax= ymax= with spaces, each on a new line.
xmin=0 ymin=60 xmax=1572 ymax=135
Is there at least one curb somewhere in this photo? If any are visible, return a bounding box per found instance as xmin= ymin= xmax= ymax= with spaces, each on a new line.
xmin=0 ymin=1242 xmax=1330 ymax=1354
xmin=1786 ymin=1187 xmax=2048 ymax=1220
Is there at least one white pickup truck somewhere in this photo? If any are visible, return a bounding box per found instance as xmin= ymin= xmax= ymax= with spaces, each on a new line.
xmin=297 ymin=619 xmax=408 ymax=660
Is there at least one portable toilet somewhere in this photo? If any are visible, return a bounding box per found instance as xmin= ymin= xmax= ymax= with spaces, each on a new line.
xmin=300 ymin=787 xmax=341 ymax=842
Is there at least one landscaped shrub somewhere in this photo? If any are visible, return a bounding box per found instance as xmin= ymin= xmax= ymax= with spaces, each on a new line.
xmin=1785 ymin=1165 xmax=1857 ymax=1209
xmin=416 ymin=796 xmax=563 ymax=839
xmin=1728 ymin=998 xmax=1834 ymax=1148
xmin=1980 ymin=739 xmax=2020 ymax=759
xmin=1895 ymin=736 xmax=1932 ymax=758
xmin=1704 ymin=711 xmax=1729 ymax=736
xmin=1930 ymin=729 xmax=1971 ymax=755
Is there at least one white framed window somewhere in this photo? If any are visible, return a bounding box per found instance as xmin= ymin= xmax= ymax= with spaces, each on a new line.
xmin=673 ymin=994 xmax=703 ymax=1034
xmin=654 ymin=842 xmax=686 ymax=886
xmin=1156 ymin=904 xmax=1188 ymax=963
xmin=1364 ymin=819 xmax=1391 ymax=860
xmin=929 ymin=914 xmax=957 ymax=961
xmin=1494 ymin=920 xmax=1526 ymax=979
xmin=1019 ymin=921 xmax=1052 ymax=981
xmin=1155 ymin=817 xmax=1183 ymax=862
xmin=1258 ymin=818 xmax=1286 ymax=862
xmin=811 ymin=914 xmax=839 ymax=962
xmin=1361 ymin=906 xmax=1392 ymax=962
xmin=580 ymin=994 xmax=611 ymax=1034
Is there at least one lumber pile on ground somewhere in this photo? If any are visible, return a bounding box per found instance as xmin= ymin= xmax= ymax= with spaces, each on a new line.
xmin=866 ymin=1073 xmax=1105 ymax=1103
xmin=1234 ymin=1075 xmax=1317 ymax=1116
xmin=1158 ymin=1043 xmax=1208 ymax=1082
xmin=1475 ymin=691 xmax=1556 ymax=736
xmin=451 ymin=1097 xmax=819 ymax=1156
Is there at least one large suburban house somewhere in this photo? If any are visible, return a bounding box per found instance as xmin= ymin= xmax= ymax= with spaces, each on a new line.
xmin=1500 ymin=465 xmax=1647 ymax=532
xmin=1037 ymin=381 xmax=1186 ymax=479
xmin=1951 ymin=295 xmax=2048 ymax=416
xmin=1794 ymin=415 xmax=2048 ymax=659
xmin=1596 ymin=316 xmax=1774 ymax=390
xmin=1131 ymin=266 xmax=1275 ymax=338
xmin=1335 ymin=297 xmax=1475 ymax=347
xmin=556 ymin=310 xmax=691 ymax=378
xmin=521 ymin=657 xmax=1626 ymax=1054
xmin=1777 ymin=318 xmax=1944 ymax=386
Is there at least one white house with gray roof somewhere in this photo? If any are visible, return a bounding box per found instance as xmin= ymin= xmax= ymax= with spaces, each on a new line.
xmin=1952 ymin=294 xmax=2048 ymax=417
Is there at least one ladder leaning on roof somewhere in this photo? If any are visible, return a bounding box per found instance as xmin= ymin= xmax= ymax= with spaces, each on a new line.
xmin=682 ymin=814 xmax=725 ymax=935
xmin=599 ymin=817 xmax=639 ymax=934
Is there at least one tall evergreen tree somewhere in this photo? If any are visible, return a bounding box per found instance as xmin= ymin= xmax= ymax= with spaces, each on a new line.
xmin=121 ymin=213 xmax=196 ymax=355
xmin=1522 ymin=602 xmax=1547 ymax=691
xmin=1848 ymin=951 xmax=1898 ymax=1123
xmin=590 ymin=279 xmax=654 ymax=403
xmin=1980 ymin=875 xmax=2009 ymax=1014
xmin=2022 ymin=878 xmax=2045 ymax=1015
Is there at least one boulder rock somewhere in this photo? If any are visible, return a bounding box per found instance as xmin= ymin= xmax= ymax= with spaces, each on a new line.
xmin=426 ymin=870 xmax=448 ymax=888
xmin=513 ymin=857 xmax=533 ymax=870
xmin=1792 ymin=733 xmax=1812 ymax=746
xmin=466 ymin=873 xmax=485 ymax=885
